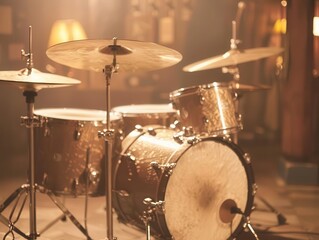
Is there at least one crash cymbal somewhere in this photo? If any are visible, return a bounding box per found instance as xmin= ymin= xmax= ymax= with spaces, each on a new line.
xmin=183 ymin=47 xmax=283 ymax=72
xmin=0 ymin=68 xmax=80 ymax=91
xmin=231 ymin=82 xmax=271 ymax=93
xmin=46 ymin=39 xmax=183 ymax=72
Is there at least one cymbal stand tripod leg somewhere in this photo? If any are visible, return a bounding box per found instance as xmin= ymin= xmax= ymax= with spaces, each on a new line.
xmin=0 ymin=185 xmax=30 ymax=239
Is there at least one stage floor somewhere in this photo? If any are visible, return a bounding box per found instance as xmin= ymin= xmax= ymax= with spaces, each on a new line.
xmin=0 ymin=139 xmax=318 ymax=240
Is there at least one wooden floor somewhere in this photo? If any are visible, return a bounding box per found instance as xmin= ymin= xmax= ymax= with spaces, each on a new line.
xmin=0 ymin=138 xmax=318 ymax=240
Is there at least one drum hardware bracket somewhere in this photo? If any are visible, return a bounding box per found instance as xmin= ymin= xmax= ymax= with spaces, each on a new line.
xmin=142 ymin=198 xmax=165 ymax=240
xmin=147 ymin=127 xmax=157 ymax=136
xmin=230 ymin=207 xmax=259 ymax=240
xmin=98 ymin=128 xmax=115 ymax=141
xmin=74 ymin=122 xmax=85 ymax=140
xmin=150 ymin=161 xmax=176 ymax=176
xmin=20 ymin=115 xmax=42 ymax=128
xmin=242 ymin=215 xmax=259 ymax=240
xmin=243 ymin=153 xmax=251 ymax=164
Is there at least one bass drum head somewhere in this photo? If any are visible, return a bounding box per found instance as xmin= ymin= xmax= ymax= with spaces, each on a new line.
xmin=164 ymin=138 xmax=254 ymax=240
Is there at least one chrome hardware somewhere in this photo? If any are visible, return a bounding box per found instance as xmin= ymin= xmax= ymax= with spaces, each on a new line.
xmin=147 ymin=127 xmax=156 ymax=136
xmin=186 ymin=135 xmax=200 ymax=145
xmin=200 ymin=96 xmax=205 ymax=105
xmin=252 ymin=183 xmax=258 ymax=196
xmin=74 ymin=122 xmax=84 ymax=140
xmin=183 ymin=126 xmax=194 ymax=137
xmin=150 ymin=161 xmax=176 ymax=175
xmin=114 ymin=190 xmax=130 ymax=197
xmin=143 ymin=198 xmax=165 ymax=214
xmin=20 ymin=115 xmax=42 ymax=128
xmin=135 ymin=124 xmax=143 ymax=132
xmin=170 ymin=120 xmax=182 ymax=131
xmin=123 ymin=153 xmax=136 ymax=163
xmin=243 ymin=153 xmax=251 ymax=164
xmin=173 ymin=132 xmax=184 ymax=144
xmin=98 ymin=128 xmax=115 ymax=140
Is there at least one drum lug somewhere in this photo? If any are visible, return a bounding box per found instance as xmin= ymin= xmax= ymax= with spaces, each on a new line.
xmin=237 ymin=113 xmax=243 ymax=130
xmin=123 ymin=153 xmax=136 ymax=163
xmin=74 ymin=122 xmax=84 ymax=140
xmin=147 ymin=127 xmax=157 ymax=136
xmin=200 ymin=96 xmax=205 ymax=105
xmin=186 ymin=135 xmax=200 ymax=145
xmin=243 ymin=153 xmax=251 ymax=164
xmin=169 ymin=120 xmax=182 ymax=131
xmin=150 ymin=161 xmax=176 ymax=176
xmin=135 ymin=124 xmax=143 ymax=132
xmin=173 ymin=132 xmax=184 ymax=144
xmin=143 ymin=197 xmax=165 ymax=214
xmin=252 ymin=183 xmax=258 ymax=196
xmin=183 ymin=126 xmax=194 ymax=137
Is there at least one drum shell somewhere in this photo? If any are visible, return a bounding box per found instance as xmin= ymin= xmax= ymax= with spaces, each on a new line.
xmin=170 ymin=82 xmax=240 ymax=136
xmin=113 ymin=126 xmax=255 ymax=239
xmin=34 ymin=108 xmax=123 ymax=197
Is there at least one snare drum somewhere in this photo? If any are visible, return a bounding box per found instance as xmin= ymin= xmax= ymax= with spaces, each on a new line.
xmin=34 ymin=108 xmax=122 ymax=197
xmin=170 ymin=82 xmax=241 ymax=136
xmin=113 ymin=126 xmax=256 ymax=240
xmin=111 ymin=104 xmax=177 ymax=136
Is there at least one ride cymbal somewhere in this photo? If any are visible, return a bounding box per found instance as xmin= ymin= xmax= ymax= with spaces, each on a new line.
xmin=46 ymin=39 xmax=183 ymax=72
xmin=183 ymin=47 xmax=283 ymax=72
xmin=0 ymin=68 xmax=80 ymax=91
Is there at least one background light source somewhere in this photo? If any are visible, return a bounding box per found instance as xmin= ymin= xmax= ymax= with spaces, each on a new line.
xmin=48 ymin=19 xmax=87 ymax=47
xmin=314 ymin=17 xmax=319 ymax=36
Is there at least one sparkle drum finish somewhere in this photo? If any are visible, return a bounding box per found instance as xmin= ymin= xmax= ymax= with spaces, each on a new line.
xmin=113 ymin=126 xmax=256 ymax=240
xmin=34 ymin=108 xmax=123 ymax=197
xmin=170 ymin=82 xmax=241 ymax=136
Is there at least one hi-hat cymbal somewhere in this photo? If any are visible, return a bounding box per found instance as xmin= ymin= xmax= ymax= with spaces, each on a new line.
xmin=183 ymin=47 xmax=283 ymax=72
xmin=46 ymin=39 xmax=183 ymax=72
xmin=0 ymin=68 xmax=80 ymax=91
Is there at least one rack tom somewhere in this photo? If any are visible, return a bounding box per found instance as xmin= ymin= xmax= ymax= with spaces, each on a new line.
xmin=170 ymin=82 xmax=241 ymax=136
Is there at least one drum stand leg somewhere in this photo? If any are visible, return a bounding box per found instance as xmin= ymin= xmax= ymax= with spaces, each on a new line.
xmin=0 ymin=184 xmax=92 ymax=240
xmin=242 ymin=215 xmax=259 ymax=240
xmin=255 ymin=195 xmax=287 ymax=225
xmin=0 ymin=91 xmax=91 ymax=240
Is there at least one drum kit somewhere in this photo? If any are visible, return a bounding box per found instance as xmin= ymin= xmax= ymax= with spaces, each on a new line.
xmin=0 ymin=12 xmax=283 ymax=240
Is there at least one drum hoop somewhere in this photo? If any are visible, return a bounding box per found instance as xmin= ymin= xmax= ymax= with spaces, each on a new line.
xmin=169 ymin=82 xmax=232 ymax=100
xmin=34 ymin=108 xmax=121 ymax=123
xmin=157 ymin=136 xmax=255 ymax=239
xmin=112 ymin=104 xmax=176 ymax=116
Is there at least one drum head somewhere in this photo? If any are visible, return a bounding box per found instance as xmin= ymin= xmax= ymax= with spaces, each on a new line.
xmin=34 ymin=108 xmax=121 ymax=122
xmin=164 ymin=139 xmax=250 ymax=240
xmin=112 ymin=104 xmax=175 ymax=115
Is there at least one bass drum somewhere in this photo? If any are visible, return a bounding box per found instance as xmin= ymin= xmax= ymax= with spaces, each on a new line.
xmin=113 ymin=126 xmax=256 ymax=240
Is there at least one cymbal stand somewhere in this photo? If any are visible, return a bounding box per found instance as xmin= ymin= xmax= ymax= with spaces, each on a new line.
xmin=0 ymin=26 xmax=92 ymax=240
xmin=98 ymin=37 xmax=120 ymax=240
